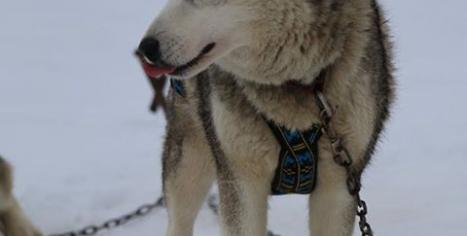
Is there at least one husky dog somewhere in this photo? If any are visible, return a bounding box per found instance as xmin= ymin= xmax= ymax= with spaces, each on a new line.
xmin=138 ymin=0 xmax=394 ymax=235
xmin=0 ymin=157 xmax=41 ymax=236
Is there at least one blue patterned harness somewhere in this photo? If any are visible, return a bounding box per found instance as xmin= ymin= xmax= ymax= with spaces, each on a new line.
xmin=266 ymin=122 xmax=322 ymax=195
xmin=170 ymin=78 xmax=322 ymax=195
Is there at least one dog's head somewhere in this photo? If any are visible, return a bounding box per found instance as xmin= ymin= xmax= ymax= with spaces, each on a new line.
xmin=137 ymin=0 xmax=352 ymax=84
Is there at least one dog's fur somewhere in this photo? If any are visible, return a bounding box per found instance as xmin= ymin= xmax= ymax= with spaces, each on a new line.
xmin=142 ymin=0 xmax=394 ymax=235
xmin=0 ymin=157 xmax=41 ymax=236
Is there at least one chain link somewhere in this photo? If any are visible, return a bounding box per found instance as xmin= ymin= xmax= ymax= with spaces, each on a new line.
xmin=46 ymin=86 xmax=370 ymax=236
xmin=316 ymin=91 xmax=374 ymax=236
xmin=48 ymin=197 xmax=165 ymax=236
xmin=49 ymin=195 xmax=281 ymax=236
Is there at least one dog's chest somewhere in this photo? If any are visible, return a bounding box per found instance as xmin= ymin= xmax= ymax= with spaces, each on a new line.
xmin=209 ymin=81 xmax=279 ymax=169
xmin=209 ymin=78 xmax=322 ymax=194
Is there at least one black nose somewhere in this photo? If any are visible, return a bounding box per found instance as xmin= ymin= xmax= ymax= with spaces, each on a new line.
xmin=138 ymin=37 xmax=161 ymax=64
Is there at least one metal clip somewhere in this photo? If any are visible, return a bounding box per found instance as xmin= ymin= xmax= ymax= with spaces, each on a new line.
xmin=331 ymin=138 xmax=353 ymax=167
xmin=316 ymin=91 xmax=334 ymax=122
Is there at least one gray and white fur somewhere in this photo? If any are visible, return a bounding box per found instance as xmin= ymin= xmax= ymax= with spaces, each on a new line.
xmin=141 ymin=0 xmax=395 ymax=235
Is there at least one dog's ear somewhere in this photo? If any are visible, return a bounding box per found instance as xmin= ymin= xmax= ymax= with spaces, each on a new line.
xmin=148 ymin=76 xmax=168 ymax=113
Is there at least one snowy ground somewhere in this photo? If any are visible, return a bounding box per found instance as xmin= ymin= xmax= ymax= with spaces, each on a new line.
xmin=0 ymin=0 xmax=466 ymax=235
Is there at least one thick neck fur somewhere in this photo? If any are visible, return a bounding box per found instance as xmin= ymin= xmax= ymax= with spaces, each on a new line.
xmin=217 ymin=0 xmax=372 ymax=87
xmin=213 ymin=0 xmax=374 ymax=130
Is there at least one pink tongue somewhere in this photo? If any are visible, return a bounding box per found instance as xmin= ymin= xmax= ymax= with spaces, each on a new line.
xmin=142 ymin=62 xmax=176 ymax=79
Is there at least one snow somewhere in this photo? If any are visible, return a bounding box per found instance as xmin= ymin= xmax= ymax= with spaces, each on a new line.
xmin=0 ymin=0 xmax=466 ymax=235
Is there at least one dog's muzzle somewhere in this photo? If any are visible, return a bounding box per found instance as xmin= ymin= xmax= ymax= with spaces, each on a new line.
xmin=136 ymin=37 xmax=176 ymax=79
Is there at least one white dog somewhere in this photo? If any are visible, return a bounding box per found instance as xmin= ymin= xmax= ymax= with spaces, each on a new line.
xmin=137 ymin=0 xmax=394 ymax=235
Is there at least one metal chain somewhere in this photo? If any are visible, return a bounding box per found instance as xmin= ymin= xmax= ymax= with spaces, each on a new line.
xmin=316 ymin=91 xmax=374 ymax=236
xmin=49 ymin=195 xmax=281 ymax=236
xmin=46 ymin=86 xmax=368 ymax=236
xmin=48 ymin=197 xmax=165 ymax=236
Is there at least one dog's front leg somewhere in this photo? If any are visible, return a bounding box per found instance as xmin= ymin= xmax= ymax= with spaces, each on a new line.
xmin=163 ymin=130 xmax=215 ymax=236
xmin=308 ymin=152 xmax=356 ymax=236
xmin=216 ymin=160 xmax=272 ymax=236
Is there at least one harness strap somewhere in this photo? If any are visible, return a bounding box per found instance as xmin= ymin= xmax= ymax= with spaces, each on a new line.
xmin=170 ymin=79 xmax=186 ymax=97
xmin=267 ymin=120 xmax=321 ymax=195
xmin=162 ymin=66 xmax=373 ymax=234
xmin=266 ymin=70 xmax=329 ymax=195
